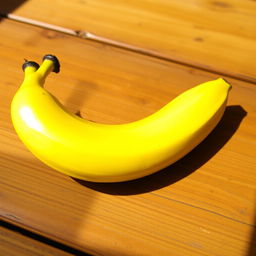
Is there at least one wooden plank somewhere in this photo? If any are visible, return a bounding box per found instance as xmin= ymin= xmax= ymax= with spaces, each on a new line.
xmin=0 ymin=19 xmax=255 ymax=256
xmin=0 ymin=222 xmax=76 ymax=256
xmin=1 ymin=0 xmax=256 ymax=83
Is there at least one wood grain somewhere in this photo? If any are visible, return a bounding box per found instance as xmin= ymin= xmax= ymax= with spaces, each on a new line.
xmin=1 ymin=0 xmax=256 ymax=82
xmin=0 ymin=222 xmax=75 ymax=256
xmin=0 ymin=18 xmax=256 ymax=256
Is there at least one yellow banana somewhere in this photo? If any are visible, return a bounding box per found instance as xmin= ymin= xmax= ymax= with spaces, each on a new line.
xmin=11 ymin=55 xmax=231 ymax=182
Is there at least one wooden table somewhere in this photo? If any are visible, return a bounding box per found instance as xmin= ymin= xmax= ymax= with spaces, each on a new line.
xmin=0 ymin=1 xmax=256 ymax=255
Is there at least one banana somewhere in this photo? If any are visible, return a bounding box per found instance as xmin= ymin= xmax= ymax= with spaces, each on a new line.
xmin=11 ymin=54 xmax=231 ymax=182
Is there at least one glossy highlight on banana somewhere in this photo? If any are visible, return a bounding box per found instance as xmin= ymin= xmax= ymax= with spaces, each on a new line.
xmin=11 ymin=54 xmax=232 ymax=182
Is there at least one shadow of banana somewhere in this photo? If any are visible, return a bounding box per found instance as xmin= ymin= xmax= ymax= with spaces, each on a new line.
xmin=74 ymin=105 xmax=247 ymax=195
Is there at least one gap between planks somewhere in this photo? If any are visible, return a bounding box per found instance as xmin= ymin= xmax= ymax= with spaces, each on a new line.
xmin=1 ymin=13 xmax=255 ymax=85
xmin=0 ymin=219 xmax=92 ymax=256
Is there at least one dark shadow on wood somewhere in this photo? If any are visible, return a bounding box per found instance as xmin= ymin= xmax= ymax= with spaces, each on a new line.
xmin=0 ymin=1 xmax=27 ymax=22
xmin=74 ymin=105 xmax=247 ymax=195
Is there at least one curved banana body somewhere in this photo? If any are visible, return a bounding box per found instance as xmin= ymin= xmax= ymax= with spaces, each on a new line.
xmin=11 ymin=55 xmax=231 ymax=182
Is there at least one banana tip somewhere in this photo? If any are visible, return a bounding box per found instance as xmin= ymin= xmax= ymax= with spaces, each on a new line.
xmin=220 ymin=78 xmax=232 ymax=91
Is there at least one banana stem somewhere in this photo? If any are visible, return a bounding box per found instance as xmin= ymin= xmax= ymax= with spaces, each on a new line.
xmin=21 ymin=55 xmax=60 ymax=88
xmin=23 ymin=60 xmax=40 ymax=77
xmin=36 ymin=59 xmax=55 ymax=80
xmin=36 ymin=55 xmax=60 ymax=82
xmin=24 ymin=66 xmax=39 ymax=76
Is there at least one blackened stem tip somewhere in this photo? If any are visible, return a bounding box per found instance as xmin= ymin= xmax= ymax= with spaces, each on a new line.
xmin=22 ymin=61 xmax=40 ymax=72
xmin=42 ymin=54 xmax=60 ymax=73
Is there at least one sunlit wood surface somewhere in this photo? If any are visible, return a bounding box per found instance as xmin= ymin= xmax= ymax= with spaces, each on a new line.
xmin=4 ymin=0 xmax=256 ymax=83
xmin=0 ymin=1 xmax=256 ymax=256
